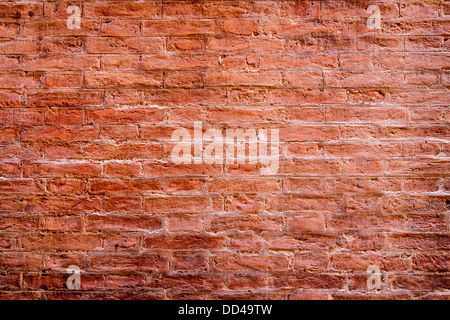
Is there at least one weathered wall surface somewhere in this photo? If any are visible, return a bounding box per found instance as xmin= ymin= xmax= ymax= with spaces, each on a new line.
xmin=0 ymin=0 xmax=448 ymax=300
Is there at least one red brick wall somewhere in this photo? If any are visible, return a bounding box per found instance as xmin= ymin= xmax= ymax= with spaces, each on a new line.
xmin=0 ymin=0 xmax=448 ymax=300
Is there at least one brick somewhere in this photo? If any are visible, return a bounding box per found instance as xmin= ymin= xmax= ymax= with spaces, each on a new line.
xmin=43 ymin=38 xmax=84 ymax=54
xmin=0 ymin=56 xmax=20 ymax=71
xmin=145 ymin=196 xmax=221 ymax=214
xmin=269 ymin=89 xmax=346 ymax=105
xmin=412 ymin=253 xmax=449 ymax=272
xmin=46 ymin=178 xmax=84 ymax=195
xmin=104 ymin=162 xmax=142 ymax=178
xmin=227 ymin=233 xmax=265 ymax=252
xmin=264 ymin=20 xmax=341 ymax=36
xmin=203 ymin=2 xmax=251 ymax=17
xmin=100 ymin=124 xmax=139 ymax=141
xmin=101 ymin=20 xmax=140 ymax=37
xmin=44 ymin=108 xmax=84 ymax=125
xmin=165 ymin=178 xmax=204 ymax=194
xmin=327 ymin=107 xmax=406 ymax=123
xmin=44 ymin=73 xmax=82 ymax=88
xmin=285 ymin=71 xmax=323 ymax=88
xmin=0 ymin=22 xmax=20 ymax=37
xmin=167 ymin=216 xmax=203 ymax=232
xmin=207 ymin=215 xmax=282 ymax=233
xmin=144 ymin=162 xmax=222 ymax=177
xmin=143 ymin=88 xmax=227 ymax=106
xmin=213 ymin=253 xmax=289 ymax=271
xmin=0 ymin=162 xmax=21 ymax=178
xmin=103 ymin=196 xmax=143 ymax=213
xmin=102 ymin=55 xmax=140 ymax=70
xmin=206 ymin=37 xmax=284 ymax=52
xmin=163 ymin=2 xmax=202 ymax=18
xmin=208 ymin=107 xmax=284 ymax=123
xmin=151 ymin=275 xmax=224 ymax=291
xmin=85 ymin=144 xmax=162 ymax=160
xmin=0 ymin=253 xmax=43 ymax=270
xmin=26 ymin=90 xmax=103 ymax=108
xmin=279 ymin=125 xmax=340 ymax=141
xmin=142 ymin=20 xmax=220 ymax=36
xmin=22 ymin=234 xmax=102 ymax=251
xmin=143 ymin=54 xmax=219 ymax=70
xmin=0 ymin=143 xmax=43 ymax=161
xmin=0 ymin=179 xmax=44 ymax=195
xmin=144 ymin=235 xmax=225 ymax=251
xmin=87 ymin=107 xmax=164 ymax=124
xmin=23 ymin=55 xmax=100 ymax=72
xmin=0 ymin=4 xmax=43 ymax=19
xmin=167 ymin=37 xmax=204 ymax=52
xmin=223 ymin=19 xmax=260 ymax=35
xmin=86 ymin=215 xmax=162 ymax=232
xmin=88 ymin=253 xmax=168 ymax=272
xmin=42 ymin=215 xmax=83 ymax=232
xmin=0 ymin=40 xmax=39 ymax=54
xmin=86 ymin=37 xmax=164 ymax=54
xmin=165 ymin=71 xmax=202 ymax=88
xmin=0 ymin=216 xmax=39 ymax=232
xmin=0 ymin=109 xmax=43 ymax=126
xmin=85 ymin=3 xmax=160 ymax=18
xmin=85 ymin=71 xmax=163 ymax=89
xmin=21 ymin=126 xmax=98 ymax=142
xmin=207 ymin=178 xmax=281 ymax=194
xmin=286 ymin=214 xmax=326 ymax=232
xmin=0 ymin=73 xmax=41 ymax=89
xmin=88 ymin=179 xmax=161 ymax=194
xmin=267 ymin=196 xmax=340 ymax=213
xmin=44 ymin=145 xmax=84 ymax=160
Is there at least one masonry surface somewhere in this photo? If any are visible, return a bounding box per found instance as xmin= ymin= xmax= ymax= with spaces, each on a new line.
xmin=0 ymin=0 xmax=448 ymax=300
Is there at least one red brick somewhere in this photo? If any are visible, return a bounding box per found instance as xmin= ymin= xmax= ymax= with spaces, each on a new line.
xmin=23 ymin=55 xmax=100 ymax=72
xmin=22 ymin=126 xmax=98 ymax=142
xmin=88 ymin=179 xmax=161 ymax=194
xmin=165 ymin=71 xmax=202 ymax=88
xmin=203 ymin=2 xmax=251 ymax=17
xmin=42 ymin=215 xmax=83 ymax=232
xmin=0 ymin=4 xmax=43 ymax=19
xmin=206 ymin=37 xmax=284 ymax=52
xmin=167 ymin=38 xmax=204 ymax=52
xmin=22 ymin=197 xmax=101 ymax=214
xmin=46 ymin=178 xmax=84 ymax=195
xmin=163 ymin=2 xmax=202 ymax=18
xmin=145 ymin=196 xmax=221 ymax=214
xmin=167 ymin=216 xmax=203 ymax=232
xmin=86 ymin=215 xmax=162 ymax=232
xmin=26 ymin=90 xmax=103 ymax=108
xmin=44 ymin=73 xmax=82 ymax=88
xmin=103 ymin=196 xmax=143 ymax=213
xmin=213 ymin=253 xmax=289 ymax=271
xmin=85 ymin=72 xmax=163 ymax=89
xmin=22 ymin=234 xmax=102 ymax=251
xmin=223 ymin=19 xmax=260 ymax=35
xmin=88 ymin=253 xmax=168 ymax=272
xmin=142 ymin=20 xmax=220 ymax=36
xmin=207 ymin=215 xmax=282 ymax=233
xmin=86 ymin=37 xmax=164 ymax=54
xmin=144 ymin=235 xmax=225 ymax=251
xmin=85 ymin=144 xmax=162 ymax=160
xmin=143 ymin=54 xmax=219 ymax=70
xmin=0 ymin=179 xmax=44 ymax=195
xmin=85 ymin=3 xmax=160 ymax=18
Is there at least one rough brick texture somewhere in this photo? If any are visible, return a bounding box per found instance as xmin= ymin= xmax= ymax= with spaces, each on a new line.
xmin=0 ymin=0 xmax=449 ymax=300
